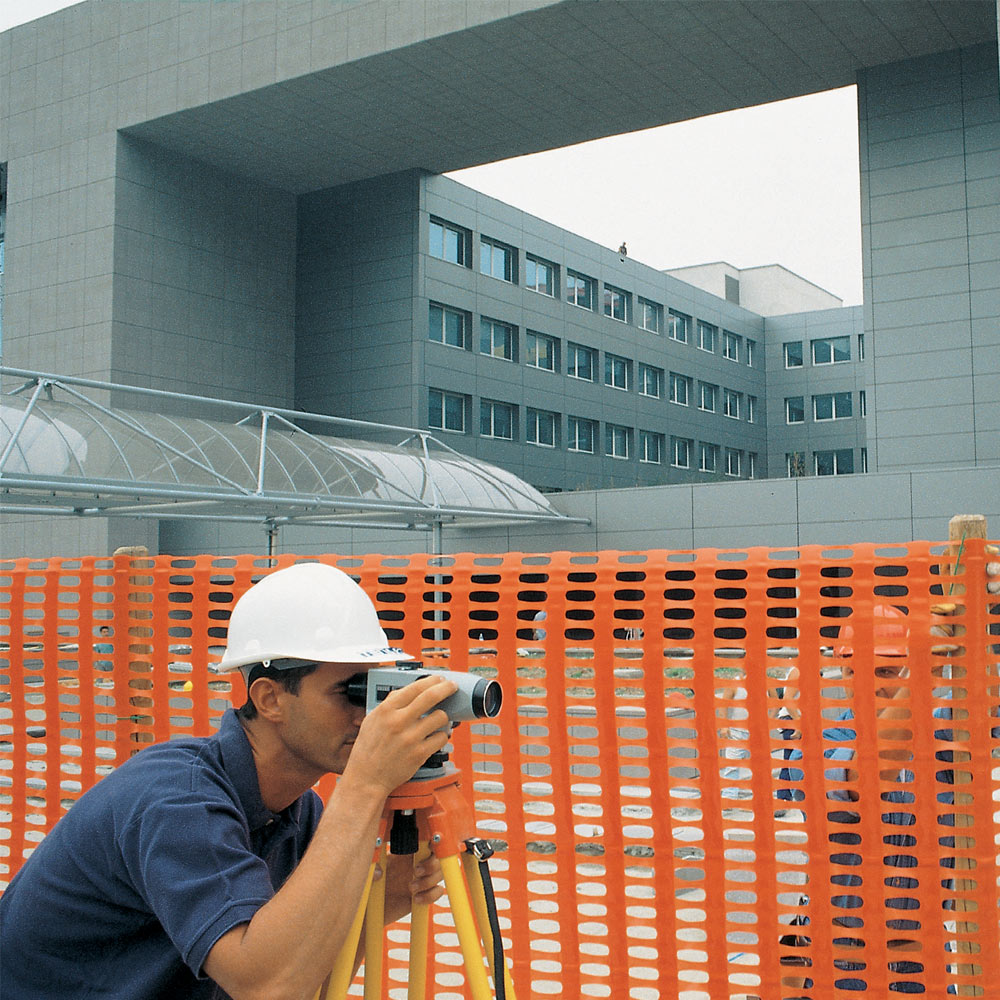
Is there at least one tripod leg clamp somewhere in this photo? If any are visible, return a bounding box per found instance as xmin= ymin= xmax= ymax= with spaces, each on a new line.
xmin=464 ymin=837 xmax=494 ymax=861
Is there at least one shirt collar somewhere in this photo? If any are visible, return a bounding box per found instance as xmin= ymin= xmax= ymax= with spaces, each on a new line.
xmin=216 ymin=708 xmax=280 ymax=833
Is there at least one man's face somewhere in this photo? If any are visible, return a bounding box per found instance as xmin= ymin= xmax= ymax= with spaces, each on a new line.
xmin=271 ymin=662 xmax=370 ymax=779
xmin=874 ymin=661 xmax=909 ymax=681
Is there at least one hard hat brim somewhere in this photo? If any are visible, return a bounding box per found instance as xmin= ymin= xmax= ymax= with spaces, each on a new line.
xmin=211 ymin=645 xmax=415 ymax=673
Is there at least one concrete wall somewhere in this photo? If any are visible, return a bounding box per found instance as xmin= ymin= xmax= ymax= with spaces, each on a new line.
xmin=296 ymin=172 xmax=420 ymax=426
xmin=157 ymin=463 xmax=1000 ymax=558
xmin=2 ymin=512 xmax=159 ymax=563
xmin=739 ymin=265 xmax=844 ymax=316
xmin=665 ymin=262 xmax=844 ymax=315
xmin=543 ymin=465 xmax=999 ymax=551
xmin=859 ymin=43 xmax=1000 ymax=472
xmin=0 ymin=124 xmax=118 ymax=380
xmin=113 ymin=135 xmax=297 ymax=408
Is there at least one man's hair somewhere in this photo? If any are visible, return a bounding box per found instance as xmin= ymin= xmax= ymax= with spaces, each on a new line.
xmin=237 ymin=661 xmax=320 ymax=721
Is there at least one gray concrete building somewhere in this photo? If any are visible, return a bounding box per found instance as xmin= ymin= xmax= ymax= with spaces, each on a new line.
xmin=0 ymin=0 xmax=997 ymax=557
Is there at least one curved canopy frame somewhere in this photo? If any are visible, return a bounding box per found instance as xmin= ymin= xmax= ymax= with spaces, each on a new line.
xmin=0 ymin=368 xmax=584 ymax=538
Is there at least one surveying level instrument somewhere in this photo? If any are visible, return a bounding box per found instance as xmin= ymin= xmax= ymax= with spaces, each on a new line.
xmin=315 ymin=665 xmax=514 ymax=999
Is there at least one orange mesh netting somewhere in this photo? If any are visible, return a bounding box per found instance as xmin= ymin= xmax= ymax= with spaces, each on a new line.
xmin=1 ymin=542 xmax=998 ymax=999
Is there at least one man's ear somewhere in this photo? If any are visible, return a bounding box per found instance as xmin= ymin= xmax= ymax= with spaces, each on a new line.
xmin=248 ymin=677 xmax=285 ymax=722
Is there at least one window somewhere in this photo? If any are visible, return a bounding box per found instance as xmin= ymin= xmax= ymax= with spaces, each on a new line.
xmin=748 ymin=452 xmax=757 ymax=479
xmin=480 ymin=318 xmax=515 ymax=361
xmin=567 ymin=269 xmax=596 ymax=310
xmin=785 ymin=397 xmax=805 ymax=424
xmin=639 ymin=430 xmax=663 ymax=464
xmin=429 ymin=217 xmax=471 ymax=267
xmin=723 ymin=331 xmax=740 ymax=362
xmin=429 ymin=389 xmax=466 ymax=432
xmin=746 ymin=339 xmax=756 ymax=367
xmin=859 ymin=390 xmax=867 ymax=418
xmin=725 ymin=448 xmax=742 ymax=477
xmin=480 ymin=399 xmax=515 ymax=440
xmin=670 ymin=372 xmax=691 ymax=406
xmin=812 ymin=336 xmax=851 ymax=365
xmin=605 ymin=353 xmax=631 ymax=391
xmin=668 ymin=310 xmax=690 ymax=343
xmin=568 ymin=416 xmax=597 ymax=453
xmin=813 ymin=391 xmax=853 ymax=421
xmin=861 ymin=448 xmax=868 ymax=473
xmin=603 ymin=283 xmax=629 ymax=322
xmin=567 ymin=343 xmax=597 ymax=381
xmin=526 ymin=330 xmax=557 ymax=371
xmin=747 ymin=395 xmax=757 ymax=423
xmin=699 ymin=442 xmax=718 ymax=473
xmin=699 ymin=382 xmax=717 ymax=413
xmin=480 ymin=237 xmax=517 ymax=282
xmin=786 ymin=452 xmax=807 ymax=478
xmin=525 ymin=254 xmax=556 ymax=296
xmin=606 ymin=423 xmax=631 ymax=459
xmin=429 ymin=303 xmax=469 ymax=349
xmin=858 ymin=334 xmax=865 ymax=361
xmin=671 ymin=437 xmax=692 ymax=469
xmin=724 ymin=389 xmax=741 ymax=419
xmin=784 ymin=341 xmax=803 ymax=368
xmin=815 ymin=449 xmax=854 ymax=476
xmin=526 ymin=408 xmax=557 ymax=447
xmin=698 ymin=321 xmax=717 ymax=353
xmin=639 ymin=297 xmax=662 ymax=333
xmin=638 ymin=363 xmax=663 ymax=398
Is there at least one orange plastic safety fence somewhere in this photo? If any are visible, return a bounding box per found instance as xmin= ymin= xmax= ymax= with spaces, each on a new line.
xmin=1 ymin=543 xmax=999 ymax=1000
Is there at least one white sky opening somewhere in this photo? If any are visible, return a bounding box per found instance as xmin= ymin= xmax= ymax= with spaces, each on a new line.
xmin=449 ymin=87 xmax=863 ymax=306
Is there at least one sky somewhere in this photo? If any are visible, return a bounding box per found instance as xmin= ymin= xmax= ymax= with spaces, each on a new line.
xmin=450 ymin=86 xmax=862 ymax=305
xmin=3 ymin=1 xmax=864 ymax=305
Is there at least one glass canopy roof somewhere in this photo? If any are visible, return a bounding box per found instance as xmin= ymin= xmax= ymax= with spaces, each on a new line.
xmin=0 ymin=369 xmax=578 ymax=532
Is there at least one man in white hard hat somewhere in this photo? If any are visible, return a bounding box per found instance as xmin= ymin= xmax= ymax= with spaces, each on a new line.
xmin=0 ymin=563 xmax=458 ymax=1000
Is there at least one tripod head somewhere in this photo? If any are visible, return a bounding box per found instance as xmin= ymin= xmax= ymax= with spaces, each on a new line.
xmin=383 ymin=764 xmax=476 ymax=857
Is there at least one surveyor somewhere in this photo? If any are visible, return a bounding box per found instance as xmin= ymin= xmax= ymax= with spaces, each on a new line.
xmin=0 ymin=562 xmax=457 ymax=999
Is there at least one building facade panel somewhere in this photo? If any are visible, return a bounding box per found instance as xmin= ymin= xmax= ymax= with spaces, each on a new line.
xmin=418 ymin=172 xmax=771 ymax=492
xmin=108 ymin=134 xmax=298 ymax=409
xmin=859 ymin=41 xmax=1000 ymax=473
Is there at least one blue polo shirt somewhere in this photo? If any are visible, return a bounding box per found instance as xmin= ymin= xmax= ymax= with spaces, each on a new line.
xmin=0 ymin=710 xmax=322 ymax=999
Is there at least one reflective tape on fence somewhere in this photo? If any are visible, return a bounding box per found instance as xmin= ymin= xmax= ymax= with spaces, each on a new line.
xmin=1 ymin=543 xmax=998 ymax=999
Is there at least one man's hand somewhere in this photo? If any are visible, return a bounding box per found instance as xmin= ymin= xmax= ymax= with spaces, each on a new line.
xmin=342 ymin=674 xmax=458 ymax=798
xmin=377 ymin=851 xmax=446 ymax=925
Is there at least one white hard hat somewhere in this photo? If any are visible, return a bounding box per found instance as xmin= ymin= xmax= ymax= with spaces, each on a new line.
xmin=213 ymin=563 xmax=413 ymax=673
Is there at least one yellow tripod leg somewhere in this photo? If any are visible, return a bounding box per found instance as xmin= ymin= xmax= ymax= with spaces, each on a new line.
xmin=440 ymin=854 xmax=494 ymax=1000
xmin=461 ymin=852 xmax=516 ymax=1000
xmin=407 ymin=845 xmax=433 ymax=1000
xmin=363 ymin=842 xmax=387 ymax=1000
xmin=320 ymin=861 xmax=377 ymax=1000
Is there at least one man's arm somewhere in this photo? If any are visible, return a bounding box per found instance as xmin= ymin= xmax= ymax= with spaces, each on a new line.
xmin=203 ymin=674 xmax=455 ymax=1000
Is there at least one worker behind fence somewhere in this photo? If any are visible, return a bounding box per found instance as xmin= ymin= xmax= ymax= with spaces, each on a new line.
xmin=92 ymin=623 xmax=115 ymax=671
xmin=0 ymin=563 xmax=456 ymax=999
